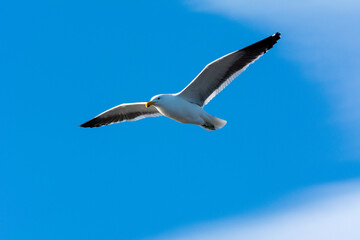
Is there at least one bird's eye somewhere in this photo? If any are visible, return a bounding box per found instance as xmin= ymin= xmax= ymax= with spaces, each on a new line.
xmin=157 ymin=97 xmax=160 ymax=100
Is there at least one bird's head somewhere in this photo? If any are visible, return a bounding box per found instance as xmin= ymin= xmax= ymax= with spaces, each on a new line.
xmin=146 ymin=94 xmax=166 ymax=108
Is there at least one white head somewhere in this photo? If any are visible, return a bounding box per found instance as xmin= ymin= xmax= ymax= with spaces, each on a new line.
xmin=146 ymin=94 xmax=170 ymax=108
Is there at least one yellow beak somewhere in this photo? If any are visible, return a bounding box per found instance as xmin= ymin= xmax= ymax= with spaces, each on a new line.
xmin=146 ymin=101 xmax=155 ymax=108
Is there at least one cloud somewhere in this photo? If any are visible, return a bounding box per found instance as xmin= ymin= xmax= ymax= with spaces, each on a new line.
xmin=148 ymin=180 xmax=360 ymax=240
xmin=187 ymin=0 xmax=360 ymax=156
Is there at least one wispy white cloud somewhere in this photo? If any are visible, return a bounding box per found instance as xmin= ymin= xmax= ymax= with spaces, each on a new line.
xmin=148 ymin=180 xmax=360 ymax=240
xmin=187 ymin=0 xmax=360 ymax=156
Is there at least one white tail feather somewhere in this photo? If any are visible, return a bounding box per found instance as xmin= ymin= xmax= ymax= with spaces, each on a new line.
xmin=201 ymin=113 xmax=227 ymax=130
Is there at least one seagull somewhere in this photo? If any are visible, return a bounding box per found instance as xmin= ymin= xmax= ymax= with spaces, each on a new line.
xmin=80 ymin=32 xmax=281 ymax=130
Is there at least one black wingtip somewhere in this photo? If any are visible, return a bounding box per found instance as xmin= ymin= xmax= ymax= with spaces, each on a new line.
xmin=79 ymin=119 xmax=97 ymax=128
xmin=79 ymin=122 xmax=92 ymax=128
xmin=242 ymin=32 xmax=281 ymax=53
xmin=273 ymin=32 xmax=281 ymax=40
xmin=268 ymin=32 xmax=281 ymax=44
xmin=79 ymin=115 xmax=115 ymax=128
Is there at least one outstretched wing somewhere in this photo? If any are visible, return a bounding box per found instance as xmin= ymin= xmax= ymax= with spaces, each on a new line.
xmin=178 ymin=32 xmax=281 ymax=107
xmin=80 ymin=102 xmax=162 ymax=128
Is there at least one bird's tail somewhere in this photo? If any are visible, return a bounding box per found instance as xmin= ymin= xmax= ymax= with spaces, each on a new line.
xmin=201 ymin=113 xmax=227 ymax=130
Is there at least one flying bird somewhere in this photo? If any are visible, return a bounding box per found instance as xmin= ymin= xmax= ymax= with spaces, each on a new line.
xmin=80 ymin=32 xmax=281 ymax=130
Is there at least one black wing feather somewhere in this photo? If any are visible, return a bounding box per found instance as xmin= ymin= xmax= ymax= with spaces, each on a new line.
xmin=178 ymin=32 xmax=281 ymax=106
xmin=80 ymin=102 xmax=161 ymax=128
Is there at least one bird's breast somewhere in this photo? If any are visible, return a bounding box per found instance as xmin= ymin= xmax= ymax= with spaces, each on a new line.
xmin=155 ymin=99 xmax=203 ymax=124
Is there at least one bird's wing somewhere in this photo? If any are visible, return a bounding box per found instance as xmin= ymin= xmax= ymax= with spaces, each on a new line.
xmin=80 ymin=102 xmax=162 ymax=128
xmin=177 ymin=32 xmax=281 ymax=107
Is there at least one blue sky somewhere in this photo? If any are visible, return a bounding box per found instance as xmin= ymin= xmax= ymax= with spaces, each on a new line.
xmin=1 ymin=1 xmax=360 ymax=240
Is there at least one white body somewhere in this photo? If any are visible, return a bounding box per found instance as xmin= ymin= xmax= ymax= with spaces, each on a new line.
xmin=150 ymin=94 xmax=227 ymax=130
